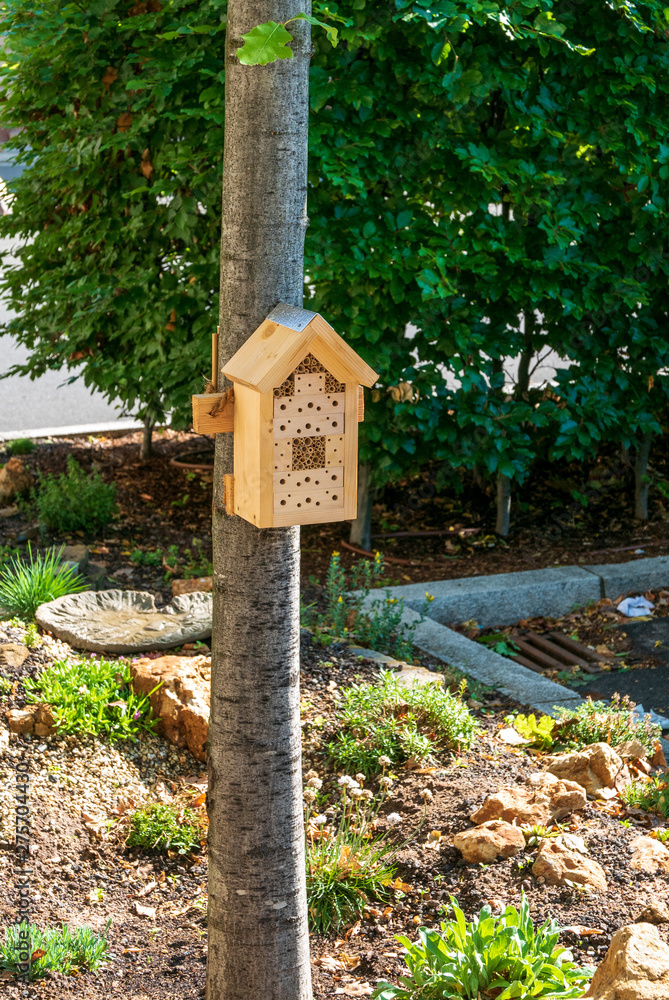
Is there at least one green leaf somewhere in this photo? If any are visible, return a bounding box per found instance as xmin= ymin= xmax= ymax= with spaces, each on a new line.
xmin=236 ymin=21 xmax=294 ymax=66
xmin=292 ymin=12 xmax=339 ymax=46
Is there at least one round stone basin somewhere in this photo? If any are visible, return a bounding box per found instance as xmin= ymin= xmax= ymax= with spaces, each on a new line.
xmin=35 ymin=589 xmax=212 ymax=654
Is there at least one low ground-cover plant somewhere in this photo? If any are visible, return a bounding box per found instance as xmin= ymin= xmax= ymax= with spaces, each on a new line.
xmin=304 ymin=551 xmax=431 ymax=659
xmin=6 ymin=437 xmax=35 ymax=456
xmin=305 ymin=773 xmax=399 ymax=933
xmin=31 ymin=455 xmax=117 ymax=535
xmin=510 ymin=695 xmax=661 ymax=754
xmin=24 ymin=656 xmax=159 ymax=741
xmin=0 ymin=544 xmax=86 ymax=620
xmin=620 ymin=773 xmax=669 ymax=819
xmin=0 ymin=920 xmax=110 ymax=980
xmin=164 ymin=539 xmax=212 ymax=580
xmin=126 ymin=803 xmax=205 ymax=855
xmin=329 ymin=671 xmax=478 ymax=776
xmin=373 ymin=895 xmax=593 ymax=1000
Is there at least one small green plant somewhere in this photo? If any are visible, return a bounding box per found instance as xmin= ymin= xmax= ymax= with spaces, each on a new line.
xmin=651 ymin=828 xmax=669 ymax=843
xmin=24 ymin=621 xmax=40 ymax=648
xmin=478 ymin=633 xmax=521 ymax=657
xmin=6 ymin=438 xmax=35 ymax=456
xmin=0 ymin=675 xmax=12 ymax=695
xmin=0 ymin=920 xmax=110 ymax=980
xmin=305 ymin=780 xmax=399 ymax=933
xmin=553 ymin=695 xmax=661 ymax=755
xmin=0 ymin=544 xmax=87 ymax=620
xmin=305 ymin=550 xmax=431 ymax=659
xmin=373 ymin=895 xmax=593 ymax=1000
xmin=620 ymin=773 xmax=669 ymax=819
xmin=32 ymin=455 xmax=117 ymax=535
xmin=126 ymin=803 xmax=204 ymax=854
xmin=24 ymin=656 xmax=160 ymax=741
xmin=521 ymin=823 xmax=555 ymax=846
xmin=130 ymin=548 xmax=163 ymax=567
xmin=513 ymin=713 xmax=557 ymax=750
xmin=163 ymin=539 xmax=212 ymax=581
xmin=328 ymin=671 xmax=478 ymax=776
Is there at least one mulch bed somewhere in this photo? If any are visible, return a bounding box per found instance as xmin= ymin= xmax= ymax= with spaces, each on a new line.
xmin=1 ymin=628 xmax=668 ymax=998
xmin=3 ymin=429 xmax=669 ymax=593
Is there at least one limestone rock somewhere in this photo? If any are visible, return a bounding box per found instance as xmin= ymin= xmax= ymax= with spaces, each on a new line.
xmin=129 ymin=654 xmax=210 ymax=761
xmin=472 ymin=772 xmax=586 ymax=826
xmin=172 ymin=577 xmax=213 ymax=597
xmin=630 ymin=836 xmax=669 ymax=875
xmin=532 ymin=838 xmax=607 ymax=890
xmin=397 ymin=665 xmax=444 ymax=689
xmin=615 ymin=739 xmax=648 ymax=761
xmin=0 ymin=457 xmax=33 ymax=504
xmin=635 ymin=903 xmax=669 ymax=926
xmin=6 ymin=703 xmax=56 ymax=737
xmin=585 ymin=923 xmax=669 ymax=999
xmin=453 ymin=820 xmax=525 ymax=863
xmin=59 ymin=544 xmax=90 ymax=574
xmin=543 ymin=742 xmax=626 ymax=796
xmin=0 ymin=643 xmax=30 ymax=669
xmin=35 ymin=589 xmax=212 ymax=654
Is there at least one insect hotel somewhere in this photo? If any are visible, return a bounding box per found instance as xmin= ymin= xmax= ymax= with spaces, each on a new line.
xmin=192 ymin=303 xmax=378 ymax=528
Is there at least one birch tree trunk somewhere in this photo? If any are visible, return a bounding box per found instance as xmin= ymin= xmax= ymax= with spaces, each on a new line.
xmin=207 ymin=4 xmax=312 ymax=999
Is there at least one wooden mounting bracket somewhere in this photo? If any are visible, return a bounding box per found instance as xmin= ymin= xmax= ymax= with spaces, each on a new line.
xmin=192 ymin=389 xmax=234 ymax=434
xmin=358 ymin=385 xmax=364 ymax=422
xmin=223 ymin=474 xmax=235 ymax=516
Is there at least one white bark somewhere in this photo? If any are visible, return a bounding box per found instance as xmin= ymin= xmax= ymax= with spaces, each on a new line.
xmin=207 ymin=3 xmax=312 ymax=999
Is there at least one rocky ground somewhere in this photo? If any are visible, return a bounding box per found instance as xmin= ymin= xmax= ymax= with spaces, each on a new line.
xmin=1 ymin=622 xmax=668 ymax=999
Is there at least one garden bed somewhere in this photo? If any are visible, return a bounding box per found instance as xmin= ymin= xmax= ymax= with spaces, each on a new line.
xmin=1 ymin=622 xmax=668 ymax=998
xmin=3 ymin=430 xmax=669 ymax=597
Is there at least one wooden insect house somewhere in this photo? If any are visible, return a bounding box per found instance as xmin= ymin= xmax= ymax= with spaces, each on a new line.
xmin=192 ymin=303 xmax=377 ymax=528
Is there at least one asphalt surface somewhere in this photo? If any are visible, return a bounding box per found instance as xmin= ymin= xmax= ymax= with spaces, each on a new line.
xmin=0 ymin=238 xmax=136 ymax=437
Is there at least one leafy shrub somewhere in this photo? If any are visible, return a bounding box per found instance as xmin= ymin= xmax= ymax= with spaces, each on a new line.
xmin=6 ymin=438 xmax=34 ymax=456
xmin=1 ymin=921 xmax=110 ymax=980
xmin=329 ymin=671 xmax=478 ymax=776
xmin=305 ymin=551 xmax=431 ymax=660
xmin=130 ymin=548 xmax=163 ymax=567
xmin=24 ymin=656 xmax=159 ymax=742
xmin=553 ymin=695 xmax=661 ymax=754
xmin=33 ymin=456 xmax=117 ymax=535
xmin=373 ymin=895 xmax=593 ymax=1000
xmin=305 ymin=777 xmax=397 ymax=933
xmin=0 ymin=544 xmax=86 ymax=620
xmin=126 ymin=803 xmax=204 ymax=855
xmin=620 ymin=773 xmax=669 ymax=819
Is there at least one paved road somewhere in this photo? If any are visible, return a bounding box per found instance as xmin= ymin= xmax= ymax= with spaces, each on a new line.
xmin=0 ymin=238 xmax=140 ymax=439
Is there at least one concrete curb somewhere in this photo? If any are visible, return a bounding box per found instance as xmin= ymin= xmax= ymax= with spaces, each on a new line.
xmin=398 ymin=606 xmax=584 ymax=717
xmin=0 ymin=419 xmax=144 ymax=442
xmin=377 ymin=555 xmax=669 ymax=629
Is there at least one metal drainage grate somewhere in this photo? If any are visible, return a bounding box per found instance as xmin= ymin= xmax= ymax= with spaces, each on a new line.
xmin=509 ymin=631 xmax=614 ymax=675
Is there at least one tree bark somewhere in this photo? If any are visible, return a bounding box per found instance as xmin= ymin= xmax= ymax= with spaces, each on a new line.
xmin=207 ymin=4 xmax=312 ymax=1000
xmin=634 ymin=431 xmax=653 ymax=521
xmin=140 ymin=415 xmax=155 ymax=460
xmin=349 ymin=461 xmax=373 ymax=550
xmin=495 ymin=471 xmax=511 ymax=536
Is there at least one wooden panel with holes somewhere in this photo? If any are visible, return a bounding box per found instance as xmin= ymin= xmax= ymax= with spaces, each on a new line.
xmin=273 ymin=485 xmax=345 ymax=525
xmin=273 ymin=412 xmax=344 ymax=439
xmin=273 ymin=467 xmax=343 ymax=492
xmin=274 ymin=392 xmax=344 ymax=420
xmin=273 ymin=439 xmax=293 ymax=471
xmin=294 ymin=372 xmax=325 ymax=394
xmin=325 ymin=435 xmax=345 ymax=466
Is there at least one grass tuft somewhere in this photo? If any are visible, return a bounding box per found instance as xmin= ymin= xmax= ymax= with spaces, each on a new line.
xmin=328 ymin=670 xmax=478 ymax=776
xmin=126 ymin=802 xmax=205 ymax=855
xmin=0 ymin=921 xmax=110 ymax=980
xmin=0 ymin=544 xmax=86 ymax=620
xmin=24 ymin=656 xmax=159 ymax=742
